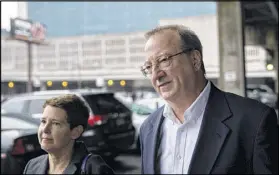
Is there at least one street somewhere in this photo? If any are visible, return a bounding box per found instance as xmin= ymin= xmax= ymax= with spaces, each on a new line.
xmin=108 ymin=152 xmax=141 ymax=174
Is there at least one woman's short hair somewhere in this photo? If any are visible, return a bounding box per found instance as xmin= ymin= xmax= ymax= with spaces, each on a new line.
xmin=43 ymin=94 xmax=89 ymax=130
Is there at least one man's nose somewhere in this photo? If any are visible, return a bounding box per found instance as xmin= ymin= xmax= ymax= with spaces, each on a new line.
xmin=152 ymin=63 xmax=160 ymax=72
xmin=152 ymin=68 xmax=165 ymax=83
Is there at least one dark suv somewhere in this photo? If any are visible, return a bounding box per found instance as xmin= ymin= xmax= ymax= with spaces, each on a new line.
xmin=1 ymin=89 xmax=135 ymax=160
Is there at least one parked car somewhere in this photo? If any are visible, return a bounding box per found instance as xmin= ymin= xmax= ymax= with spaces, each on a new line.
xmin=134 ymin=97 xmax=166 ymax=111
xmin=246 ymin=87 xmax=261 ymax=102
xmin=247 ymin=84 xmax=278 ymax=108
xmin=1 ymin=94 xmax=12 ymax=103
xmin=1 ymin=113 xmax=45 ymax=174
xmin=126 ymin=103 xmax=154 ymax=151
xmin=123 ymin=98 xmax=166 ymax=152
xmin=1 ymin=89 xmax=135 ymax=161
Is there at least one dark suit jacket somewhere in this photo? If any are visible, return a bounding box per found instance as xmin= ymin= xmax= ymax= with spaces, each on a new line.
xmin=23 ymin=141 xmax=114 ymax=174
xmin=140 ymin=83 xmax=278 ymax=174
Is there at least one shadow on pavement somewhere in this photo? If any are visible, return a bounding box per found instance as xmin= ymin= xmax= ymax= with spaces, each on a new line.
xmin=108 ymin=159 xmax=138 ymax=173
xmin=105 ymin=151 xmax=141 ymax=173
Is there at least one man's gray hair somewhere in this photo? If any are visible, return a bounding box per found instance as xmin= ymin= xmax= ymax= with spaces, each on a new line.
xmin=144 ymin=25 xmax=206 ymax=74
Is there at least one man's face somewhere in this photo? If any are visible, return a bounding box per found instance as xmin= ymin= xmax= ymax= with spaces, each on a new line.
xmin=144 ymin=30 xmax=196 ymax=101
xmin=38 ymin=105 xmax=75 ymax=153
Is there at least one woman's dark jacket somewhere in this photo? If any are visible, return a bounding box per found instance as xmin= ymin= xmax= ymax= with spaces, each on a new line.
xmin=23 ymin=141 xmax=114 ymax=174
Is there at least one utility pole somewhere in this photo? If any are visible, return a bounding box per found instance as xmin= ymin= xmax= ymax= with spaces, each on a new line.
xmin=9 ymin=17 xmax=47 ymax=93
xmin=27 ymin=42 xmax=33 ymax=93
xmin=77 ymin=62 xmax=82 ymax=89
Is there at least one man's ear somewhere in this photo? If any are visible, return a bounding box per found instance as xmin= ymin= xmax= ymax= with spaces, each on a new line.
xmin=71 ymin=125 xmax=84 ymax=140
xmin=192 ymin=50 xmax=202 ymax=71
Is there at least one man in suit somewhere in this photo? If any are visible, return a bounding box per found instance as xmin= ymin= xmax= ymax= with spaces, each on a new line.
xmin=139 ymin=25 xmax=278 ymax=174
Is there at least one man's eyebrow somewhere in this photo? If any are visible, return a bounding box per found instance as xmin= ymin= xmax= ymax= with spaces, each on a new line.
xmin=143 ymin=60 xmax=151 ymax=66
xmin=146 ymin=53 xmax=167 ymax=63
xmin=52 ymin=119 xmax=62 ymax=122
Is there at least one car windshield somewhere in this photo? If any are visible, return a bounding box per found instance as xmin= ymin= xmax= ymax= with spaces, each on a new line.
xmin=1 ymin=116 xmax=38 ymax=130
xmin=83 ymin=93 xmax=130 ymax=114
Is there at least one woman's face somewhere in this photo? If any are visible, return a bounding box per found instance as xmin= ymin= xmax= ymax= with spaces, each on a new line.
xmin=38 ymin=105 xmax=76 ymax=153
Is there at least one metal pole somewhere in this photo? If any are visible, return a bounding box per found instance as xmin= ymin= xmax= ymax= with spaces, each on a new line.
xmin=27 ymin=42 xmax=33 ymax=93
xmin=240 ymin=2 xmax=247 ymax=97
xmin=77 ymin=62 xmax=82 ymax=89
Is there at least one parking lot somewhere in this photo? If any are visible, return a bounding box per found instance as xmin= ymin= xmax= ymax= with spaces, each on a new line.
xmin=109 ymin=152 xmax=141 ymax=174
xmin=1 ymin=90 xmax=278 ymax=174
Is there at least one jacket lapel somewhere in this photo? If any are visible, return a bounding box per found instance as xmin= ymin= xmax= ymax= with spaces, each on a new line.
xmin=188 ymin=84 xmax=232 ymax=174
xmin=64 ymin=141 xmax=88 ymax=174
xmin=143 ymin=107 xmax=164 ymax=174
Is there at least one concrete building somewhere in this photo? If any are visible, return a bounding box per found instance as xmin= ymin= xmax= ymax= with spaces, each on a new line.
xmin=1 ymin=2 xmax=277 ymax=94
xmin=1 ymin=14 xmax=275 ymax=93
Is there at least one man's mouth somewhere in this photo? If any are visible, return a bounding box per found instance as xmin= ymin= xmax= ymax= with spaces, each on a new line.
xmin=158 ymin=81 xmax=171 ymax=88
xmin=42 ymin=138 xmax=53 ymax=140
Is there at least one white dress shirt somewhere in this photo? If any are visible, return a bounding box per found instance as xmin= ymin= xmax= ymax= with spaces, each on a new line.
xmin=156 ymin=81 xmax=211 ymax=174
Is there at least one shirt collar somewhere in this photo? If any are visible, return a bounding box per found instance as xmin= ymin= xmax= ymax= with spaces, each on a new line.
xmin=63 ymin=141 xmax=89 ymax=174
xmin=163 ymin=81 xmax=211 ymax=124
xmin=42 ymin=141 xmax=88 ymax=174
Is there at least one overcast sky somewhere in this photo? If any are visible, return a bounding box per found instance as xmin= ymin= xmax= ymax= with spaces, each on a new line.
xmin=1 ymin=2 xmax=18 ymax=30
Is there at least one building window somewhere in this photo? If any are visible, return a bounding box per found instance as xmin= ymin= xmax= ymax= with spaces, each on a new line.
xmin=59 ymin=42 xmax=78 ymax=51
xmin=82 ymin=49 xmax=102 ymax=57
xmin=37 ymin=52 xmax=56 ymax=59
xmin=104 ymin=57 xmax=126 ymax=65
xmin=246 ymin=48 xmax=259 ymax=57
xmin=105 ymin=39 xmax=125 ymax=46
xmin=82 ymin=58 xmax=102 ymax=69
xmin=130 ymin=56 xmax=145 ymax=64
xmin=37 ymin=45 xmax=55 ymax=53
xmin=1 ymin=48 xmax=12 ymax=61
xmin=59 ymin=59 xmax=70 ymax=70
xmin=15 ymin=59 xmax=27 ymax=70
xmin=129 ymin=47 xmax=144 ymax=53
xmin=82 ymin=40 xmax=101 ymax=49
xmin=105 ymin=48 xmax=126 ymax=55
xmin=37 ymin=60 xmax=57 ymax=70
xmin=129 ymin=37 xmax=145 ymax=45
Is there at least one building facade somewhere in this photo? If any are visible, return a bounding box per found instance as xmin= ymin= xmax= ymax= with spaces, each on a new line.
xmin=1 ymin=15 xmax=275 ymax=94
xmin=1 ymin=2 xmax=276 ymax=94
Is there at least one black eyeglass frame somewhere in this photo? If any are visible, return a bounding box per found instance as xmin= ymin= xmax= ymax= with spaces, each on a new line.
xmin=140 ymin=48 xmax=196 ymax=77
